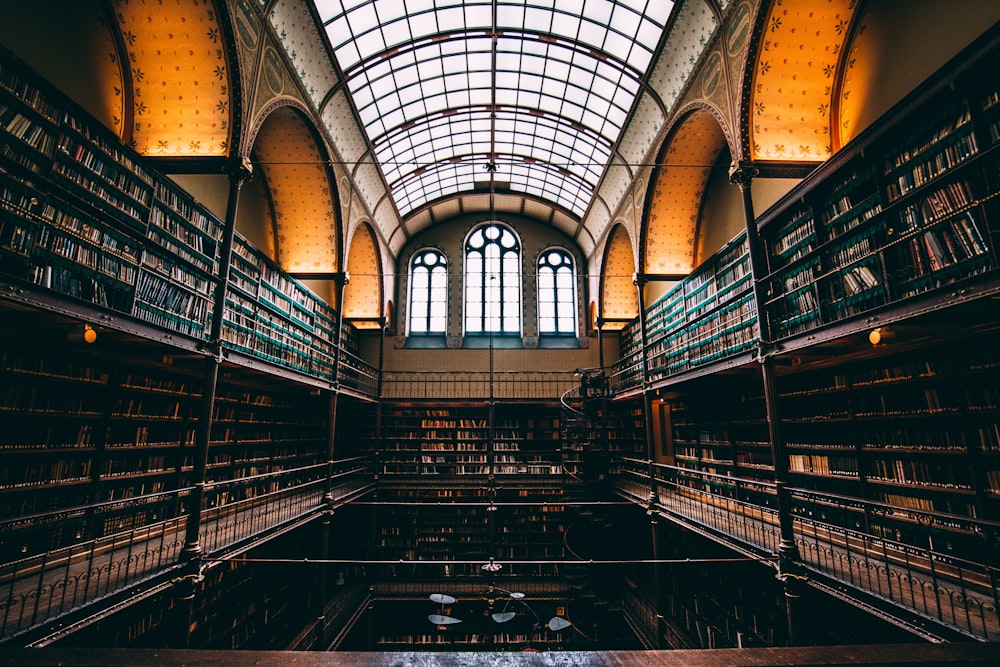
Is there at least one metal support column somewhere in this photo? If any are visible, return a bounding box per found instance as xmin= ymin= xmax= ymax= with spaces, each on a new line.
xmin=178 ymin=158 xmax=252 ymax=645
xmin=730 ymin=162 xmax=804 ymax=646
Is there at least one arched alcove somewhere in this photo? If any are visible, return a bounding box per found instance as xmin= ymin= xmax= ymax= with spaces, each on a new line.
xmin=344 ymin=223 xmax=384 ymax=328
xmin=249 ymin=105 xmax=340 ymax=273
xmin=747 ymin=0 xmax=860 ymax=162
xmin=643 ymin=108 xmax=730 ymax=278
xmin=114 ymin=0 xmax=233 ymax=156
xmin=600 ymin=224 xmax=639 ymax=330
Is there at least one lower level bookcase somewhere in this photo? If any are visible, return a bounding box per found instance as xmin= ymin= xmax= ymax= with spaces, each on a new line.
xmin=647 ymin=311 xmax=1000 ymax=564
xmin=0 ymin=307 xmax=334 ymax=564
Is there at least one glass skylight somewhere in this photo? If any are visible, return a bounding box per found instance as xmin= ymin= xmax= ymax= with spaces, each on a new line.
xmin=314 ymin=0 xmax=674 ymax=218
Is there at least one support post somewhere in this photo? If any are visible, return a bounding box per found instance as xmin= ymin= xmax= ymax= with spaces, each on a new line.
xmin=730 ymin=162 xmax=804 ymax=645
xmin=331 ymin=271 xmax=350 ymax=387
xmin=633 ymin=273 xmax=658 ymax=505
xmin=649 ymin=512 xmax=665 ymax=648
xmin=178 ymin=157 xmax=252 ymax=645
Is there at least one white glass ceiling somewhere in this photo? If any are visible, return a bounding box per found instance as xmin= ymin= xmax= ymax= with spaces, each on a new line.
xmin=314 ymin=0 xmax=675 ymax=219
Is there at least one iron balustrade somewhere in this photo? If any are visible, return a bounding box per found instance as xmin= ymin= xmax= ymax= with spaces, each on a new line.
xmin=337 ymin=349 xmax=378 ymax=397
xmin=381 ymin=371 xmax=578 ymax=400
xmin=610 ymin=457 xmax=1000 ymax=641
xmin=0 ymin=458 xmax=376 ymax=642
xmin=608 ymin=353 xmax=643 ymax=395
xmin=0 ymin=492 xmax=190 ymax=641
xmin=198 ymin=463 xmax=330 ymax=555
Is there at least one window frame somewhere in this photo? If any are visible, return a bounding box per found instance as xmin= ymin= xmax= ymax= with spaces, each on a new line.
xmin=463 ymin=221 xmax=522 ymax=336
xmin=536 ymin=247 xmax=578 ymax=337
xmin=407 ymin=247 xmax=449 ymax=336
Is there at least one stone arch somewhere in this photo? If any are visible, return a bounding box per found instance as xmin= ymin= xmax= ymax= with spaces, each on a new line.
xmin=642 ymin=106 xmax=730 ymax=276
xmin=248 ymin=103 xmax=340 ymax=273
xmin=600 ymin=223 xmax=639 ymax=330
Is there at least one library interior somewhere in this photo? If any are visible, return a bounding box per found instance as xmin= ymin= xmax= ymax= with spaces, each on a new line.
xmin=2 ymin=1 xmax=1000 ymax=665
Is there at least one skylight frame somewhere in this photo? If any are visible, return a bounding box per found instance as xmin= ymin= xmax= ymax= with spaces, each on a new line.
xmin=316 ymin=0 xmax=674 ymax=218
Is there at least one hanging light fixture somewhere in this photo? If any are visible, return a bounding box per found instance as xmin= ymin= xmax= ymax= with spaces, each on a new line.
xmin=427 ymin=593 xmax=461 ymax=625
xmin=427 ymin=587 xmax=572 ymax=632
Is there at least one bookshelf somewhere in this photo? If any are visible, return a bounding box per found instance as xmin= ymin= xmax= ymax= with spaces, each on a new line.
xmin=758 ymin=36 xmax=1000 ymax=343
xmin=378 ymin=404 xmax=563 ymax=480
xmin=374 ymin=402 xmax=566 ymax=572
xmin=622 ymin=231 xmax=758 ymax=386
xmin=1 ymin=47 xmax=362 ymax=387
xmin=0 ymin=48 xmax=220 ymax=341
xmin=0 ymin=338 xmax=205 ymax=560
xmin=775 ymin=341 xmax=1000 ymax=522
xmin=379 ymin=406 xmax=489 ymax=478
xmin=208 ymin=371 xmax=329 ymax=491
xmin=222 ymin=235 xmax=346 ymax=381
xmin=663 ymin=372 xmax=771 ymax=492
xmin=601 ymin=402 xmax=646 ymax=458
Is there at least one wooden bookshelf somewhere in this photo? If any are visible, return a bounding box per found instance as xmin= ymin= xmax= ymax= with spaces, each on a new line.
xmin=208 ymin=372 xmax=329 ymax=489
xmin=660 ymin=372 xmax=771 ymax=491
xmin=622 ymin=231 xmax=758 ymax=385
xmin=0 ymin=340 xmax=202 ymax=560
xmin=378 ymin=403 xmax=563 ymax=480
xmin=775 ymin=341 xmax=1000 ymax=521
xmin=758 ymin=35 xmax=1000 ymax=343
xmin=1 ymin=47 xmax=360 ymax=387
xmin=222 ymin=235 xmax=345 ymax=380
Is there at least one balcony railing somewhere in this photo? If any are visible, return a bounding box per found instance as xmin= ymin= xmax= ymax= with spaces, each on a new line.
xmin=0 ymin=458 xmax=375 ymax=642
xmin=381 ymin=370 xmax=578 ymax=400
xmin=612 ymin=457 xmax=1000 ymax=641
xmin=338 ymin=349 xmax=379 ymax=397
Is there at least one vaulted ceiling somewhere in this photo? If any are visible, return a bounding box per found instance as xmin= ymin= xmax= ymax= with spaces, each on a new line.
xmin=315 ymin=0 xmax=676 ymax=227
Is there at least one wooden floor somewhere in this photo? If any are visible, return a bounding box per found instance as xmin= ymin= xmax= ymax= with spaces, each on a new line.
xmin=2 ymin=644 xmax=1000 ymax=666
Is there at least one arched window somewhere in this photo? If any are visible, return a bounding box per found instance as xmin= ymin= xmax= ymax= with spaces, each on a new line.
xmin=408 ymin=248 xmax=448 ymax=334
xmin=537 ymin=248 xmax=577 ymax=335
xmin=464 ymin=222 xmax=521 ymax=334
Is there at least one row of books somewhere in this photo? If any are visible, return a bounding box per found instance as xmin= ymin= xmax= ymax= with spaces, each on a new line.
xmin=2 ymin=56 xmax=368 ymax=381
xmin=868 ymin=457 xmax=973 ymax=488
xmin=900 ymin=213 xmax=988 ymax=277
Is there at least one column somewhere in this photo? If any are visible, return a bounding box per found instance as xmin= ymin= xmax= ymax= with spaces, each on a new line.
xmin=729 ymin=162 xmax=804 ymax=645
xmin=177 ymin=157 xmax=252 ymax=645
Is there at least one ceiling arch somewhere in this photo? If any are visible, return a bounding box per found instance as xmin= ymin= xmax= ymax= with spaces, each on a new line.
xmin=600 ymin=223 xmax=639 ymax=330
xmin=113 ymin=0 xmax=233 ymax=156
xmin=747 ymin=0 xmax=860 ymax=162
xmin=644 ymin=108 xmax=730 ymax=276
xmin=252 ymin=104 xmax=340 ymax=273
xmin=315 ymin=1 xmax=676 ymax=220
xmin=344 ymin=223 xmax=384 ymax=328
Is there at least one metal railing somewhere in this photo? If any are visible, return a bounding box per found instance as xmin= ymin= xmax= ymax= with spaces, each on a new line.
xmin=612 ymin=457 xmax=1000 ymax=641
xmin=0 ymin=494 xmax=189 ymax=641
xmin=0 ymin=458 xmax=375 ymax=642
xmin=338 ymin=349 xmax=379 ymax=397
xmin=198 ymin=464 xmax=328 ymax=555
xmin=381 ymin=370 xmax=578 ymax=400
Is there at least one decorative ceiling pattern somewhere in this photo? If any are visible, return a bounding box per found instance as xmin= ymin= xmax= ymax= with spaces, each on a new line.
xmin=749 ymin=0 xmax=858 ymax=161
xmin=344 ymin=224 xmax=383 ymax=326
xmin=618 ymin=91 xmax=666 ymax=179
xmin=269 ymin=0 xmax=340 ymax=108
xmin=645 ymin=110 xmax=728 ymax=275
xmin=114 ymin=0 xmax=231 ymax=156
xmin=648 ymin=0 xmax=718 ymax=116
xmin=601 ymin=224 xmax=639 ymax=329
xmin=253 ymin=106 xmax=338 ymax=273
